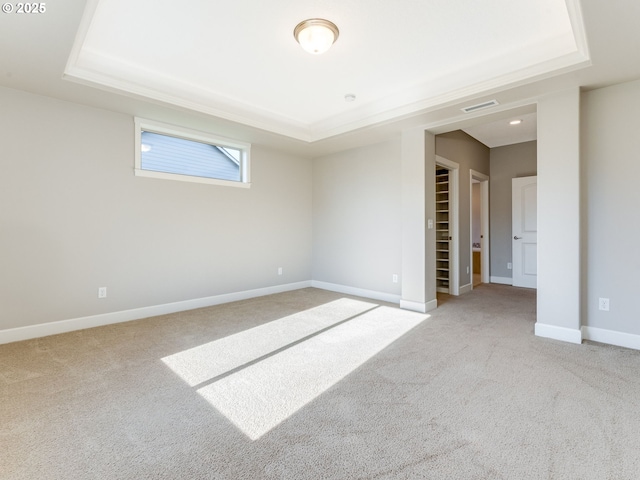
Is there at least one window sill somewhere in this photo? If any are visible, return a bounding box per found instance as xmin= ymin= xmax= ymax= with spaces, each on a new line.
xmin=134 ymin=168 xmax=251 ymax=188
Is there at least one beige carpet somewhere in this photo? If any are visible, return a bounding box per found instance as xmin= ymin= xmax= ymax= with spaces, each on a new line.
xmin=2 ymin=285 xmax=640 ymax=479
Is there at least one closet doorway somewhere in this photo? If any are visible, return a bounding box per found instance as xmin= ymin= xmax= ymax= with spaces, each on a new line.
xmin=435 ymin=156 xmax=459 ymax=295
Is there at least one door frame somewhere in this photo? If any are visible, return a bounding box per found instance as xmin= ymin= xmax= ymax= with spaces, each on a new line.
xmin=436 ymin=155 xmax=459 ymax=295
xmin=470 ymin=170 xmax=490 ymax=288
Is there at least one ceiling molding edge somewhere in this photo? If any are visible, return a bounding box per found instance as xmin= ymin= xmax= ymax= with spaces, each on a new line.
xmin=63 ymin=64 xmax=314 ymax=142
xmin=309 ymin=53 xmax=590 ymax=142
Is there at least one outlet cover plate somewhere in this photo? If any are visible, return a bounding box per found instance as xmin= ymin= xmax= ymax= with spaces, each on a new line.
xmin=598 ymin=298 xmax=609 ymax=311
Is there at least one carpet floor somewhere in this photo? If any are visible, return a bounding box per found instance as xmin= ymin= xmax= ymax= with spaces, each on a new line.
xmin=2 ymin=284 xmax=640 ymax=479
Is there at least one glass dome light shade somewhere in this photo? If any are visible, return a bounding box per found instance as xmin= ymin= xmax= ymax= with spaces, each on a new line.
xmin=294 ymin=19 xmax=339 ymax=55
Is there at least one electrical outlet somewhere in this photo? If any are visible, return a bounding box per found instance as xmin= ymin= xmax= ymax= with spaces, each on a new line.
xmin=98 ymin=287 xmax=107 ymax=299
xmin=598 ymin=298 xmax=610 ymax=311
xmin=507 ymin=262 xmax=512 ymax=270
xmin=392 ymin=274 xmax=398 ymax=283
xmin=277 ymin=267 xmax=283 ymax=276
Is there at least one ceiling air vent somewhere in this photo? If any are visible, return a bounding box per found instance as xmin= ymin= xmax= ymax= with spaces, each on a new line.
xmin=461 ymin=99 xmax=499 ymax=114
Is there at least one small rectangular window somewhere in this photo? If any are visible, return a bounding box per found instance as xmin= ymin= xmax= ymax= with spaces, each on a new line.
xmin=134 ymin=118 xmax=250 ymax=187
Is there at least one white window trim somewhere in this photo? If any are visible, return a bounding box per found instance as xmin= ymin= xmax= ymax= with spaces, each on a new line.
xmin=134 ymin=117 xmax=251 ymax=188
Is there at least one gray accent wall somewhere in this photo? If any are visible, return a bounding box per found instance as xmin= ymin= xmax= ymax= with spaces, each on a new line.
xmin=489 ymin=141 xmax=537 ymax=279
xmin=312 ymin=139 xmax=402 ymax=296
xmin=582 ymin=78 xmax=640 ymax=335
xmin=0 ymin=86 xmax=312 ymax=330
xmin=435 ymin=131 xmax=490 ymax=288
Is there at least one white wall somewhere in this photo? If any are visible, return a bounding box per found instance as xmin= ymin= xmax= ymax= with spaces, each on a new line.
xmin=536 ymin=88 xmax=581 ymax=343
xmin=0 ymin=87 xmax=312 ymax=331
xmin=582 ymin=78 xmax=640 ymax=339
xmin=400 ymin=129 xmax=437 ymax=312
xmin=312 ymin=139 xmax=402 ymax=300
xmin=8 ymin=76 xmax=640 ymax=350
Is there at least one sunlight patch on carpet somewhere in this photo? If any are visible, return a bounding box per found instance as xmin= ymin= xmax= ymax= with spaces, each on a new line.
xmin=161 ymin=298 xmax=378 ymax=386
xmin=197 ymin=306 xmax=428 ymax=440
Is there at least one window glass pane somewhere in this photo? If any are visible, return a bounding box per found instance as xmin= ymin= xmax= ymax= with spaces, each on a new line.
xmin=140 ymin=131 xmax=241 ymax=182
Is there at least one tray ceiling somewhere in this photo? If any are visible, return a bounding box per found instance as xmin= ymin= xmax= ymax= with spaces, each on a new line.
xmin=65 ymin=0 xmax=589 ymax=142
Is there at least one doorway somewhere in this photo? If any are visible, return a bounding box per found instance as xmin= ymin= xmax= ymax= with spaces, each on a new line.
xmin=435 ymin=156 xmax=459 ymax=295
xmin=470 ymin=170 xmax=490 ymax=289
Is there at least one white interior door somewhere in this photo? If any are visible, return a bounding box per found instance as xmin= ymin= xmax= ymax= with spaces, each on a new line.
xmin=512 ymin=176 xmax=537 ymax=289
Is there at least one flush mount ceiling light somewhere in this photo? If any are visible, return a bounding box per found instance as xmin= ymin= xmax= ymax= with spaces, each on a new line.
xmin=294 ymin=18 xmax=339 ymax=55
xmin=510 ymin=119 xmax=523 ymax=125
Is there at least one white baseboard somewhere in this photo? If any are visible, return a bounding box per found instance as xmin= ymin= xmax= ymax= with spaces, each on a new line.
xmin=490 ymin=276 xmax=513 ymax=285
xmin=534 ymin=322 xmax=582 ymax=344
xmin=0 ymin=281 xmax=312 ymax=345
xmin=459 ymin=283 xmax=472 ymax=295
xmin=310 ymin=281 xmax=401 ymax=305
xmin=400 ymin=298 xmax=438 ymax=313
xmin=582 ymin=326 xmax=640 ymax=351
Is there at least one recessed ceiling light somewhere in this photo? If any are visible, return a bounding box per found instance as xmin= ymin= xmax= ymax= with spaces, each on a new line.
xmin=294 ymin=18 xmax=339 ymax=55
xmin=344 ymin=93 xmax=356 ymax=102
xmin=510 ymin=119 xmax=523 ymax=125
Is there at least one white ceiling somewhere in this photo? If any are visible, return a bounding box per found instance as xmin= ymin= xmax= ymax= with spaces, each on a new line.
xmin=66 ymin=0 xmax=586 ymax=142
xmin=1 ymin=0 xmax=640 ymax=156
xmin=463 ymin=112 xmax=537 ymax=148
